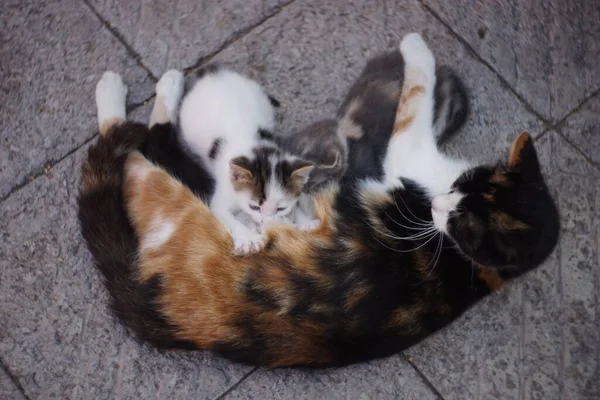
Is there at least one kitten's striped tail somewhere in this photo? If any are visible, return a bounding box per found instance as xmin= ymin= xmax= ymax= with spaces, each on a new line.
xmin=432 ymin=66 xmax=469 ymax=144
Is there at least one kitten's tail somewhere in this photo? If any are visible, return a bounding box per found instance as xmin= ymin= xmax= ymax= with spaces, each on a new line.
xmin=433 ymin=66 xmax=469 ymax=145
xmin=78 ymin=123 xmax=194 ymax=348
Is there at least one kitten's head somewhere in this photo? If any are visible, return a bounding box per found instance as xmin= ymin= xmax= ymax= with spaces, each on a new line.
xmin=432 ymin=133 xmax=559 ymax=269
xmin=229 ymin=146 xmax=314 ymax=225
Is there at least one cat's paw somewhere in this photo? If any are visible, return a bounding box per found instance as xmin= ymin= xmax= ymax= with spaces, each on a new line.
xmin=96 ymin=71 xmax=128 ymax=126
xmin=400 ymin=33 xmax=435 ymax=77
xmin=233 ymin=231 xmax=265 ymax=254
xmin=156 ymin=70 xmax=184 ymax=115
xmin=297 ymin=218 xmax=321 ymax=232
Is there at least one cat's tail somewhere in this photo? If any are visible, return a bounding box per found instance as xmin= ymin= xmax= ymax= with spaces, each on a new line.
xmin=432 ymin=65 xmax=469 ymax=145
xmin=78 ymin=123 xmax=195 ymax=348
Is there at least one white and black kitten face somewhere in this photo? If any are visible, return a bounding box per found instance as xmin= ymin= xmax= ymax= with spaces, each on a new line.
xmin=229 ymin=146 xmax=313 ymax=225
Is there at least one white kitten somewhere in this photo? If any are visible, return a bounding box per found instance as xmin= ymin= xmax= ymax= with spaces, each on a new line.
xmin=178 ymin=67 xmax=317 ymax=253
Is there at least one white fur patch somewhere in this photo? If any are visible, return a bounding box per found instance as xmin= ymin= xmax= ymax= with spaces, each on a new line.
xmin=431 ymin=191 xmax=465 ymax=233
xmin=142 ymin=214 xmax=175 ymax=251
xmin=96 ymin=71 xmax=127 ymax=125
xmin=382 ymin=33 xmax=471 ymax=198
xmin=126 ymin=153 xmax=153 ymax=182
xmin=156 ymin=69 xmax=184 ymax=121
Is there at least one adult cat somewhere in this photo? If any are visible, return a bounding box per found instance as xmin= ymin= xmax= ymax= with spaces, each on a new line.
xmin=79 ymin=33 xmax=559 ymax=367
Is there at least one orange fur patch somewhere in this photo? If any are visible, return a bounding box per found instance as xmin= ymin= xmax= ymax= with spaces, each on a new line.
xmin=508 ymin=132 xmax=530 ymax=167
xmin=477 ymin=267 xmax=505 ymax=291
xmin=493 ymin=212 xmax=529 ymax=231
xmin=99 ymin=117 xmax=125 ymax=137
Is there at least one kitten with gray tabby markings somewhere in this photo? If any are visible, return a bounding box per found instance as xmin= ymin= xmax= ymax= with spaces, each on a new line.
xmin=274 ymin=55 xmax=469 ymax=190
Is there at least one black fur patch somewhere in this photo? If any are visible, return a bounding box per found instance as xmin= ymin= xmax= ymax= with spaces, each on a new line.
xmin=208 ymin=138 xmax=223 ymax=160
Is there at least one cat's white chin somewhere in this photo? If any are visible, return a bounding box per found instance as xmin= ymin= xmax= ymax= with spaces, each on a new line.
xmin=431 ymin=192 xmax=464 ymax=234
xmin=432 ymin=209 xmax=449 ymax=234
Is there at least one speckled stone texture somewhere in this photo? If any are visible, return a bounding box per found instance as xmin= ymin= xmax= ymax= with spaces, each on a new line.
xmin=1 ymin=0 xmax=598 ymax=398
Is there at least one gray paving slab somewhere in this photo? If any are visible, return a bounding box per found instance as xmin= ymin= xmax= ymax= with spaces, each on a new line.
xmin=224 ymin=356 xmax=439 ymax=400
xmin=207 ymin=0 xmax=542 ymax=161
xmin=87 ymin=0 xmax=292 ymax=76
xmin=0 ymin=134 xmax=251 ymax=399
xmin=422 ymin=0 xmax=600 ymax=121
xmin=406 ymin=131 xmax=600 ymax=400
xmin=0 ymin=366 xmax=25 ymax=400
xmin=560 ymin=94 xmax=600 ymax=169
xmin=0 ymin=0 xmax=154 ymax=200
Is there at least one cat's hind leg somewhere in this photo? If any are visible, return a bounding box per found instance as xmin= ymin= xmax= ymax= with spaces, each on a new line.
xmin=96 ymin=71 xmax=128 ymax=136
xmin=149 ymin=70 xmax=185 ymax=128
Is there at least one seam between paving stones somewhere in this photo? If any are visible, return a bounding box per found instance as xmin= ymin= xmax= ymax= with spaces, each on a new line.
xmin=1 ymin=358 xmax=31 ymax=400
xmin=79 ymin=0 xmax=158 ymax=81
xmin=184 ymin=0 xmax=298 ymax=74
xmin=416 ymin=0 xmax=552 ymax=126
xmin=213 ymin=367 xmax=259 ymax=400
xmin=401 ymin=354 xmax=446 ymax=400
xmin=1 ymin=0 xmax=299 ymax=206
xmin=0 ymin=98 xmax=152 ymax=205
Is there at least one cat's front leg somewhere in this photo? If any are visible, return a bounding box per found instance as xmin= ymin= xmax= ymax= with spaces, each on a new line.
xmin=293 ymin=195 xmax=321 ymax=231
xmin=382 ymin=33 xmax=437 ymax=187
xmin=211 ymin=202 xmax=265 ymax=254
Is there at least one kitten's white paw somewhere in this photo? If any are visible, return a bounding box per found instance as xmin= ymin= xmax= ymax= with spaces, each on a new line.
xmin=156 ymin=70 xmax=184 ymax=115
xmin=233 ymin=231 xmax=265 ymax=254
xmin=96 ymin=71 xmax=128 ymax=124
xmin=297 ymin=218 xmax=321 ymax=232
xmin=400 ymin=33 xmax=435 ymax=77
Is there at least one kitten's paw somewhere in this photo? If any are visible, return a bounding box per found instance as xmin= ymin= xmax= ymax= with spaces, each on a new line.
xmin=233 ymin=231 xmax=265 ymax=254
xmin=400 ymin=33 xmax=435 ymax=77
xmin=156 ymin=70 xmax=184 ymax=114
xmin=96 ymin=71 xmax=128 ymax=128
xmin=297 ymin=219 xmax=321 ymax=232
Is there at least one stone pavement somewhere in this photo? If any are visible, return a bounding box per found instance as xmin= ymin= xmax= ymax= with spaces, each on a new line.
xmin=1 ymin=0 xmax=598 ymax=398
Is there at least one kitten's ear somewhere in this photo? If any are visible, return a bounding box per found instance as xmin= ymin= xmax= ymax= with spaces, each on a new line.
xmin=508 ymin=132 xmax=542 ymax=180
xmin=290 ymin=161 xmax=314 ymax=186
xmin=229 ymin=157 xmax=254 ymax=183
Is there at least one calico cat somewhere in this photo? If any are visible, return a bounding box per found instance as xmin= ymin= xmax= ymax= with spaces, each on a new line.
xmin=79 ymin=33 xmax=559 ymax=367
xmin=178 ymin=67 xmax=317 ymax=252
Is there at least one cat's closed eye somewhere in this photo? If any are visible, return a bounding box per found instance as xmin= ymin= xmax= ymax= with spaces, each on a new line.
xmin=249 ymin=204 xmax=260 ymax=211
xmin=276 ymin=207 xmax=286 ymax=212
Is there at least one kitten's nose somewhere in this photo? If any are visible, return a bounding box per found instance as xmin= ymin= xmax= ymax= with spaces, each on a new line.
xmin=432 ymin=197 xmax=441 ymax=212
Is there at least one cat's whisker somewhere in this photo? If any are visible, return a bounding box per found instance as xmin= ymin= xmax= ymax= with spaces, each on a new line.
xmin=368 ymin=223 xmax=441 ymax=254
xmin=383 ymin=210 xmax=433 ymax=231
xmin=414 ymin=232 xmax=444 ymax=285
xmin=369 ymin=221 xmax=438 ymax=242
xmin=392 ymin=196 xmax=430 ymax=226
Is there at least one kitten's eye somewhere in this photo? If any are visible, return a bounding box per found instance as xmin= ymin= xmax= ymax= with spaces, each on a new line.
xmin=449 ymin=189 xmax=456 ymax=194
xmin=487 ymin=187 xmax=497 ymax=194
xmin=249 ymin=204 xmax=260 ymax=211
xmin=276 ymin=207 xmax=286 ymax=212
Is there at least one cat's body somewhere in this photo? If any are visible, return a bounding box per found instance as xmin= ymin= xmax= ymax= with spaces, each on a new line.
xmin=178 ymin=67 xmax=317 ymax=252
xmin=79 ymin=34 xmax=559 ymax=367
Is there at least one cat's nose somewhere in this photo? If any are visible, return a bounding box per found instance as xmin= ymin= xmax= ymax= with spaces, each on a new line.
xmin=432 ymin=197 xmax=441 ymax=212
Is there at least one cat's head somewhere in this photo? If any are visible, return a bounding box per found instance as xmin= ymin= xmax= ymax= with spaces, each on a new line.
xmin=432 ymin=132 xmax=559 ymax=269
xmin=229 ymin=146 xmax=314 ymax=225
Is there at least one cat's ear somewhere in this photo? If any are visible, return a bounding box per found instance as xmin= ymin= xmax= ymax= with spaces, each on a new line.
xmin=508 ymin=132 xmax=542 ymax=181
xmin=229 ymin=157 xmax=254 ymax=183
xmin=290 ymin=160 xmax=314 ymax=186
